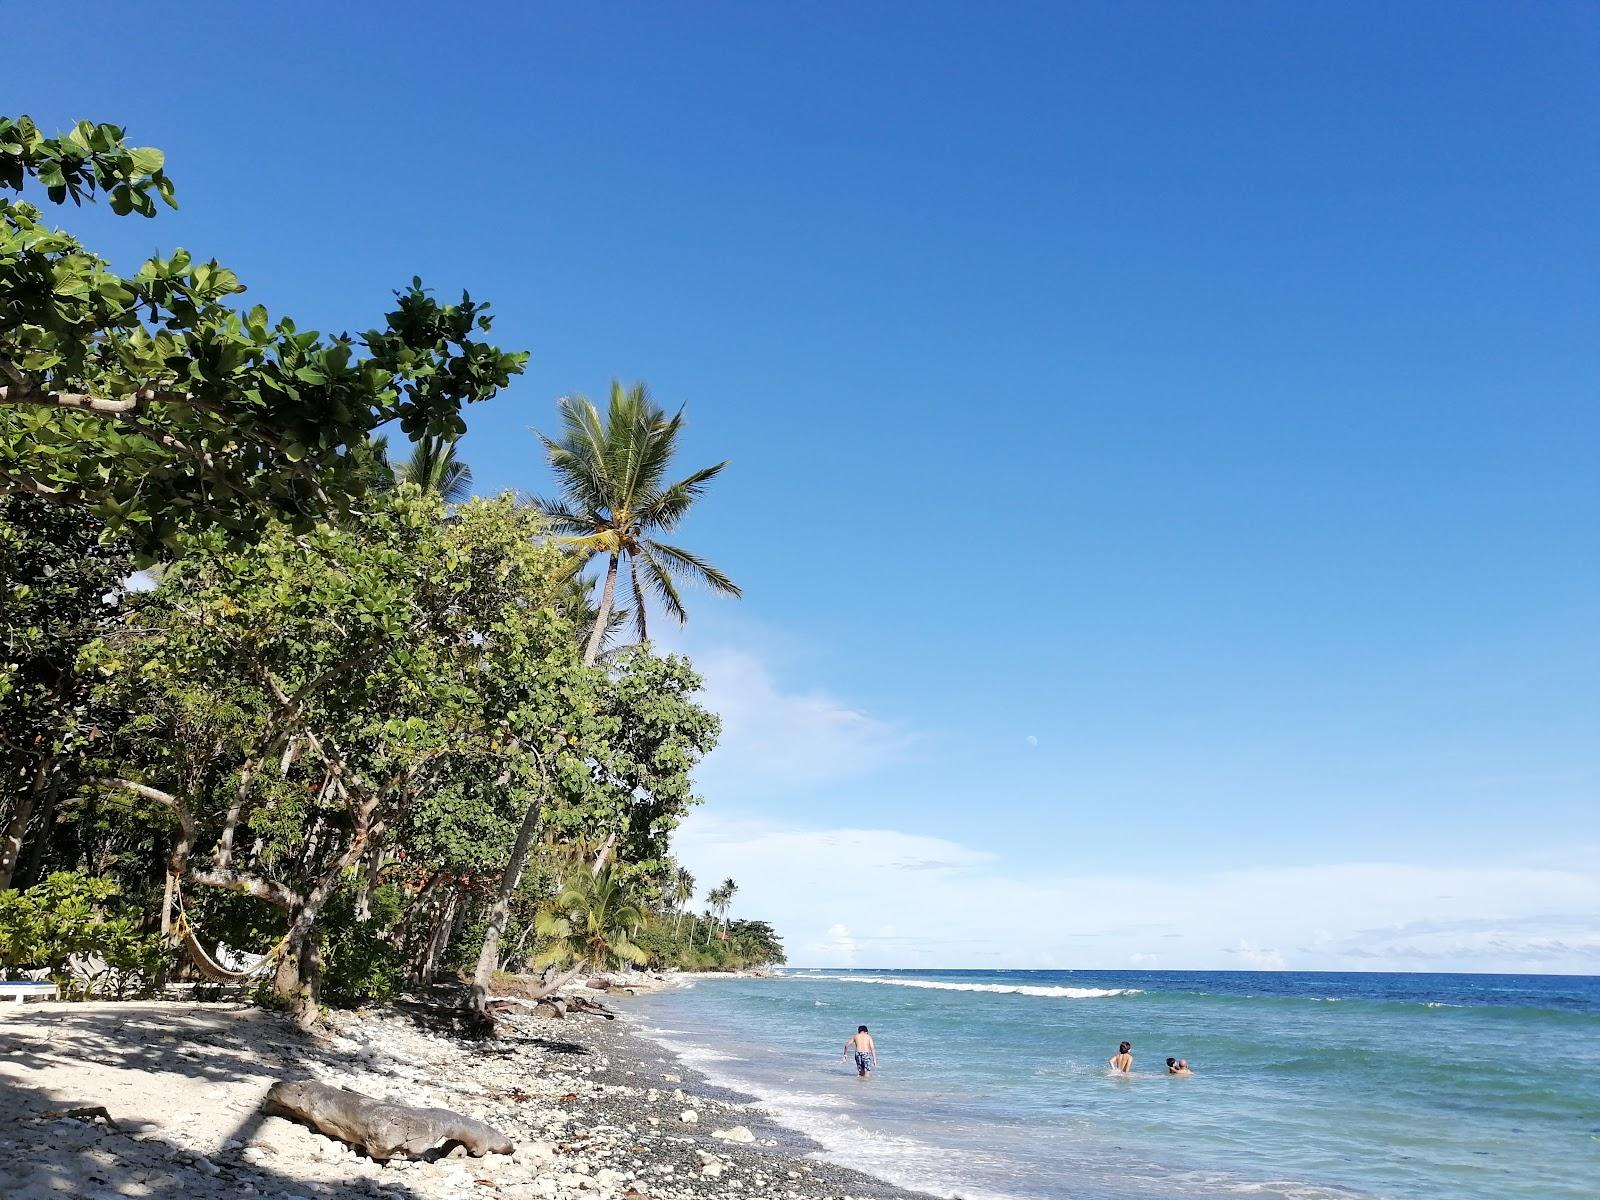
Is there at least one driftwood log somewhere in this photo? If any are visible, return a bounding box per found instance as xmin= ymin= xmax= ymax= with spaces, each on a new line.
xmin=528 ymin=994 xmax=616 ymax=1020
xmin=263 ymin=1080 xmax=513 ymax=1160
xmin=568 ymin=995 xmax=616 ymax=1019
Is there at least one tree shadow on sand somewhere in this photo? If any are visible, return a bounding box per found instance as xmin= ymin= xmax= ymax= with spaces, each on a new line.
xmin=0 ymin=1004 xmax=478 ymax=1199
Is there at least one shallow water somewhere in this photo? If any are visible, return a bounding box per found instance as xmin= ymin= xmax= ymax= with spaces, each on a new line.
xmin=630 ymin=970 xmax=1600 ymax=1200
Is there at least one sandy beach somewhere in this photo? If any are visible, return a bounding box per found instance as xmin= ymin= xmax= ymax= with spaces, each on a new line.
xmin=0 ymin=992 xmax=931 ymax=1200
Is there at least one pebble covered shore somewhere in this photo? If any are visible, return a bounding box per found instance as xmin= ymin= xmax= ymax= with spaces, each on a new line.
xmin=0 ymin=992 xmax=938 ymax=1200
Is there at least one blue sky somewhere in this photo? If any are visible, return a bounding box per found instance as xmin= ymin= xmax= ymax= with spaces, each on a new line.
xmin=15 ymin=2 xmax=1598 ymax=969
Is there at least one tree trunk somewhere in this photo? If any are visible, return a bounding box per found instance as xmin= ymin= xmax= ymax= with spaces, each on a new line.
xmin=12 ymin=779 xmax=57 ymax=890
xmin=530 ymin=962 xmax=586 ymax=1001
xmin=590 ymin=832 xmax=616 ymax=877
xmin=355 ymin=844 xmax=385 ymax=923
xmin=418 ymin=894 xmax=450 ymax=981
xmin=469 ymin=793 xmax=543 ymax=1014
xmin=211 ymin=759 xmax=261 ymax=871
xmin=583 ymin=554 xmax=620 ymax=666
xmin=0 ymin=754 xmax=50 ymax=890
xmin=268 ymin=798 xmax=383 ymax=1026
xmin=159 ymin=870 xmax=177 ymax=937
xmin=273 ymin=913 xmax=323 ymax=1025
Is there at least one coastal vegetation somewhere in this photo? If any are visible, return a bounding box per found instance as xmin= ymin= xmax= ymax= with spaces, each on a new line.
xmin=0 ymin=114 xmax=782 ymax=1025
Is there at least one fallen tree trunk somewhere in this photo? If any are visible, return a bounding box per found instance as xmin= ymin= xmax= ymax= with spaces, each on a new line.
xmin=263 ymin=1080 xmax=512 ymax=1161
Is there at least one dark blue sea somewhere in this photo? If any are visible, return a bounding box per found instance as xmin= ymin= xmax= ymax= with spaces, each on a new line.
xmin=631 ymin=969 xmax=1600 ymax=1200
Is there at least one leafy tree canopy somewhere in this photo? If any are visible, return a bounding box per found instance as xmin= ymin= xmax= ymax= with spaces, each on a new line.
xmin=0 ymin=115 xmax=527 ymax=557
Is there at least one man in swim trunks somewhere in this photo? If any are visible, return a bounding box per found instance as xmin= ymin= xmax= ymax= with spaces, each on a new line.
xmin=843 ymin=1025 xmax=876 ymax=1077
xmin=1110 ymin=1041 xmax=1133 ymax=1072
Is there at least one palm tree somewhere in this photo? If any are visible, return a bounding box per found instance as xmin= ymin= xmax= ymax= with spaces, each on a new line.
xmin=554 ymin=554 xmax=628 ymax=659
xmin=395 ymin=434 xmax=473 ymax=502
xmin=535 ymin=381 xmax=741 ymax=664
xmin=703 ymin=877 xmax=737 ymax=943
xmin=670 ymin=865 xmax=696 ymax=934
xmin=715 ymin=877 xmax=738 ymax=937
xmin=533 ymin=866 xmax=650 ymax=996
xmin=370 ymin=433 xmax=474 ymax=502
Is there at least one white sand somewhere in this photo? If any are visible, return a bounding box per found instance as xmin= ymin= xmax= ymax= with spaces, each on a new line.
xmin=0 ymin=1000 xmax=570 ymax=1199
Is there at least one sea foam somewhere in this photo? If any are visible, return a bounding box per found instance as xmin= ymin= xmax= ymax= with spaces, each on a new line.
xmin=831 ymin=976 xmax=1140 ymax=999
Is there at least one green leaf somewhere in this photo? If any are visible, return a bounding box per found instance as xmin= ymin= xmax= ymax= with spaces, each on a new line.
xmin=127 ymin=147 xmax=165 ymax=175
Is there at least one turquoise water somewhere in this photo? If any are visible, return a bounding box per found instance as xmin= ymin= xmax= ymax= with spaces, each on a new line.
xmin=631 ymin=970 xmax=1600 ymax=1200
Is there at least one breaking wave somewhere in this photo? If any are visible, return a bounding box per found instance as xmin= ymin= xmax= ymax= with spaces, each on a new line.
xmin=831 ymin=976 xmax=1140 ymax=999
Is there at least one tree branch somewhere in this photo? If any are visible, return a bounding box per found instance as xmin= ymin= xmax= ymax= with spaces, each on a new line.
xmin=0 ymin=382 xmax=190 ymax=414
xmin=185 ymin=865 xmax=301 ymax=911
xmin=0 ymin=469 xmax=63 ymax=497
xmin=88 ymin=775 xmax=180 ymax=808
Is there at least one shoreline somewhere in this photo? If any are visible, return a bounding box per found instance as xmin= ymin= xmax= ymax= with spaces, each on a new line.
xmin=0 ymin=992 xmax=937 ymax=1200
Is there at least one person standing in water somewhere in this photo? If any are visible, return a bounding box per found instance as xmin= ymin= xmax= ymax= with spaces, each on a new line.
xmin=1110 ymin=1041 xmax=1133 ymax=1073
xmin=843 ymin=1025 xmax=877 ymax=1077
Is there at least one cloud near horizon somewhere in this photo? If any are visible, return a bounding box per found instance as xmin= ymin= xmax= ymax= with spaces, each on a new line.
xmin=673 ymin=812 xmax=1600 ymax=974
xmin=659 ymin=621 xmax=1599 ymax=975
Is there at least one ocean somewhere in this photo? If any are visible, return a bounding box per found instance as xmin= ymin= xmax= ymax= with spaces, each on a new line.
xmin=630 ymin=969 xmax=1600 ymax=1200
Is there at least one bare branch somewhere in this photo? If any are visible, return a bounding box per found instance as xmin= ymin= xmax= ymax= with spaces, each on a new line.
xmin=0 ymin=382 xmax=189 ymax=414
xmin=88 ymin=775 xmax=180 ymax=808
xmin=0 ymin=469 xmax=63 ymax=497
xmin=185 ymin=865 xmax=301 ymax=910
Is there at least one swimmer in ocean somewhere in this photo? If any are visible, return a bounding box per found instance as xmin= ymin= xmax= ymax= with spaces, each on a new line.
xmin=1110 ymin=1041 xmax=1133 ymax=1073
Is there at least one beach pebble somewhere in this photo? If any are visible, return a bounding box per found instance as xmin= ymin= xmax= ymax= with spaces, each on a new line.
xmin=712 ymin=1124 xmax=755 ymax=1144
xmin=678 ymin=1109 xmax=699 ymax=1124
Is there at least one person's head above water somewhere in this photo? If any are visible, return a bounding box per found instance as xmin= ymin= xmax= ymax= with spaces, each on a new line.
xmin=1166 ymin=1057 xmax=1177 ymax=1068
xmin=858 ymin=1025 xmax=869 ymax=1033
xmin=1119 ymin=1041 xmax=1132 ymax=1054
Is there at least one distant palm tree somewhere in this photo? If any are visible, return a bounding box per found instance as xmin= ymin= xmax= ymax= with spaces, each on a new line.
xmin=370 ymin=433 xmax=474 ymax=503
xmin=670 ymin=865 xmax=696 ymax=934
xmin=705 ymin=877 xmax=737 ymax=942
xmin=395 ymin=434 xmax=473 ymax=503
xmin=535 ymin=381 xmax=741 ymax=664
xmin=717 ymin=877 xmax=738 ymax=933
xmin=533 ymin=866 xmax=649 ymax=996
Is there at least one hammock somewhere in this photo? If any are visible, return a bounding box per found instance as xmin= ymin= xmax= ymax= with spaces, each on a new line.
xmin=171 ymin=885 xmax=291 ymax=985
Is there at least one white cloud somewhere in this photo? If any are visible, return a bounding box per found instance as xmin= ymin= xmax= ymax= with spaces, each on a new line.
xmin=809 ymin=923 xmax=860 ymax=965
xmin=1223 ymin=941 xmax=1287 ymax=970
xmin=673 ymin=812 xmax=1600 ymax=972
xmin=657 ymin=618 xmax=1600 ymax=974
xmin=683 ymin=645 xmax=915 ymax=790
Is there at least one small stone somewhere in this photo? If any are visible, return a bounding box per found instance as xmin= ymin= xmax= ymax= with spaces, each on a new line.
xmin=678 ymin=1110 xmax=698 ymax=1124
